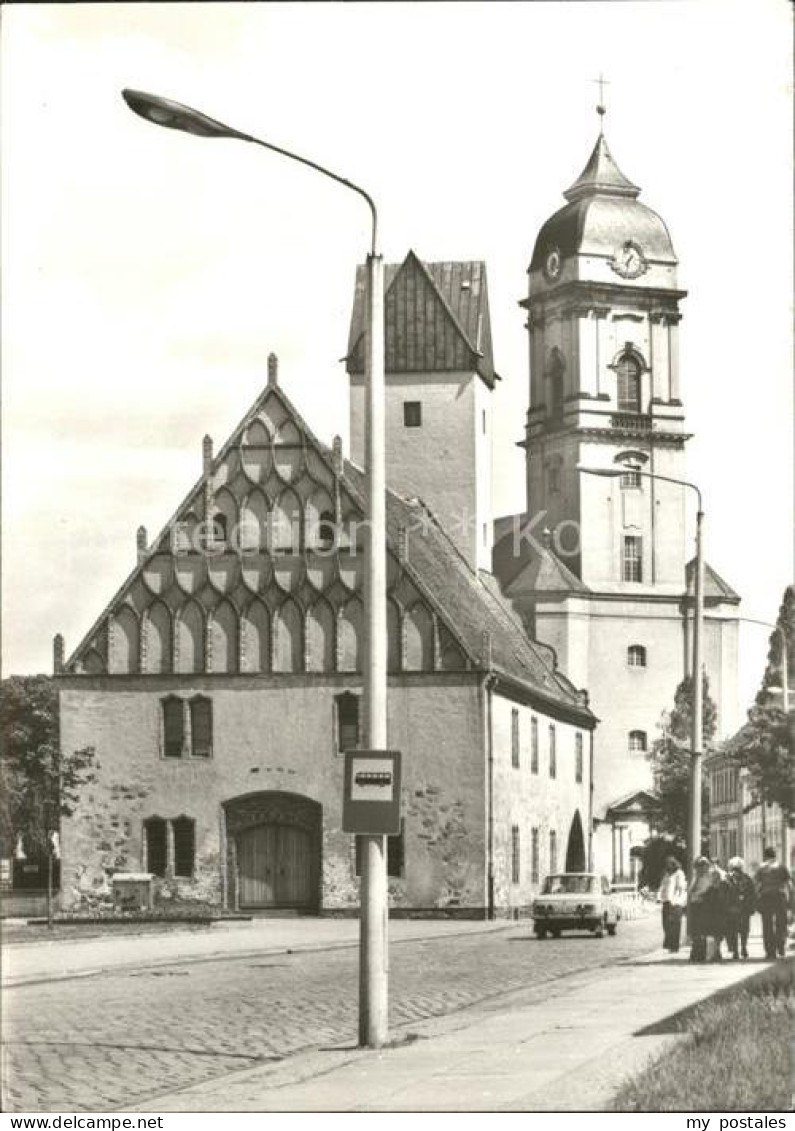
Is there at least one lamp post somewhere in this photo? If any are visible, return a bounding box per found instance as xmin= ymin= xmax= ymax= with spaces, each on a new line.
xmin=122 ymin=90 xmax=389 ymax=1047
xmin=577 ymin=463 xmax=705 ymax=870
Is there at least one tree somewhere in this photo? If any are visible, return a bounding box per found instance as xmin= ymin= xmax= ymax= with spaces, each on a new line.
xmin=0 ymin=674 xmax=96 ymax=857
xmin=648 ymin=672 xmax=717 ymax=846
xmin=730 ymin=586 xmax=795 ymax=816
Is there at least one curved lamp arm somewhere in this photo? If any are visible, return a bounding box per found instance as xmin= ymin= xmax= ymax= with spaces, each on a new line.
xmin=122 ymin=89 xmax=379 ymax=255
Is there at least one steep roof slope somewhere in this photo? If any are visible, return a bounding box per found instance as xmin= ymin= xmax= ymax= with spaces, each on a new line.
xmin=346 ymin=250 xmax=498 ymax=387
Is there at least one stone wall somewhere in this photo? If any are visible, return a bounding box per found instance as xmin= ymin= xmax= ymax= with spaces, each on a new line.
xmin=59 ymin=673 xmax=489 ymax=914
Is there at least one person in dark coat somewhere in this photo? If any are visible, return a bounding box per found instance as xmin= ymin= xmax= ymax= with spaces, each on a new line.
xmin=724 ymin=856 xmax=756 ymax=959
xmin=688 ymin=856 xmax=716 ymax=961
xmin=756 ymin=846 xmax=792 ymax=959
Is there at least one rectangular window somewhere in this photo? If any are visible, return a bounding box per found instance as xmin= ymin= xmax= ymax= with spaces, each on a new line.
xmin=173 ymin=817 xmax=195 ymax=878
xmin=549 ymin=829 xmax=557 ymax=875
xmin=355 ymin=828 xmax=405 ymax=879
xmin=511 ymin=825 xmax=521 ymax=884
xmin=162 ymin=698 xmax=184 ymax=759
xmin=622 ymin=536 xmax=643 ymax=583
xmin=621 ymin=469 xmax=642 ymax=489
xmin=549 ymin=725 xmax=557 ymax=779
xmin=190 ymin=697 xmax=212 ymax=758
xmin=336 ymin=693 xmax=360 ymax=752
xmin=531 ymin=717 xmax=539 ymax=774
xmin=403 ymin=401 xmax=422 ymax=428
xmin=144 ymin=818 xmax=167 ymax=877
xmin=531 ymin=827 xmax=539 ymax=884
xmin=511 ymin=708 xmax=520 ymax=768
xmin=387 ymin=821 xmax=405 ymax=879
xmin=575 ymin=732 xmax=583 ymax=783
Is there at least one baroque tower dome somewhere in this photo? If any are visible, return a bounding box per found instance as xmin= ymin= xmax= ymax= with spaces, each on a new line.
xmin=529 ymin=132 xmax=678 ymax=294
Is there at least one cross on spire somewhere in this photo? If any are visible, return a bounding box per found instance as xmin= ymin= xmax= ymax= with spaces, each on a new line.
xmin=593 ymin=73 xmax=609 ymax=131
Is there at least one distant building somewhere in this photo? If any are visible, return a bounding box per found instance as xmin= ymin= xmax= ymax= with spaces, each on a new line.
xmin=493 ymin=124 xmax=741 ymax=877
xmin=705 ymin=730 xmax=790 ymax=872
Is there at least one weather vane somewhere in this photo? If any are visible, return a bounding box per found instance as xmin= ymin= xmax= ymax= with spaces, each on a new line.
xmin=593 ymin=73 xmax=609 ymax=130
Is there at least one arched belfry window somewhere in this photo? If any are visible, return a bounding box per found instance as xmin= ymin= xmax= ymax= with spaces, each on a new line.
xmin=616 ymin=354 xmax=642 ymax=413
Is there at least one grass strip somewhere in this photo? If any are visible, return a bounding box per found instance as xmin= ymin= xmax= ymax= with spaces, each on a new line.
xmin=611 ymin=961 xmax=794 ymax=1112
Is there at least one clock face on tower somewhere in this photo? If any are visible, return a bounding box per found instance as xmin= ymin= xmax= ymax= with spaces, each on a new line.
xmin=610 ymin=240 xmax=647 ymax=280
xmin=544 ymin=248 xmax=562 ymax=282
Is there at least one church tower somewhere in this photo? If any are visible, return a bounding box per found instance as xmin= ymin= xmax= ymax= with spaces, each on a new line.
xmin=495 ymin=116 xmax=740 ymax=878
xmin=346 ymin=251 xmax=497 ymax=572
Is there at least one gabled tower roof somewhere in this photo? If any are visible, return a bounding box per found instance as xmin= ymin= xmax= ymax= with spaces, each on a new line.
xmin=346 ymin=250 xmax=498 ymax=387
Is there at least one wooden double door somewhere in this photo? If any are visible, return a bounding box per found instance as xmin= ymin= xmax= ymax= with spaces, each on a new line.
xmin=237 ymin=823 xmax=314 ymax=909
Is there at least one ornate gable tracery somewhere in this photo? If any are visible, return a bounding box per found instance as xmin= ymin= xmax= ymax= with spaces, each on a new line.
xmin=67 ymin=373 xmax=471 ymax=679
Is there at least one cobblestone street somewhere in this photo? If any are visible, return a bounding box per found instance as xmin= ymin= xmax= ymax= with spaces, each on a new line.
xmin=3 ymin=916 xmax=660 ymax=1112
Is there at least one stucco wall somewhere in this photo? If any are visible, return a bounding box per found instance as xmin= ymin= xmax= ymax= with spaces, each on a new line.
xmin=59 ymin=674 xmax=489 ymax=914
xmin=489 ymin=690 xmax=591 ymax=913
xmin=350 ymin=370 xmax=492 ymax=571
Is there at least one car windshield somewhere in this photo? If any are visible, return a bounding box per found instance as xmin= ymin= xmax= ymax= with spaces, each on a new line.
xmin=542 ymin=875 xmax=597 ymax=895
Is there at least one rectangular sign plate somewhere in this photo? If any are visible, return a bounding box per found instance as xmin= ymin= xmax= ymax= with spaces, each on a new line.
xmin=343 ymin=750 xmax=402 ymax=835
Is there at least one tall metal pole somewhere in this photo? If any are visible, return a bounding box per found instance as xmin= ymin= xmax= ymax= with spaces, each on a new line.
xmin=120 ymin=88 xmax=390 ymax=1048
xmin=689 ymin=507 xmax=705 ymax=869
xmin=360 ymin=251 xmax=388 ymax=1047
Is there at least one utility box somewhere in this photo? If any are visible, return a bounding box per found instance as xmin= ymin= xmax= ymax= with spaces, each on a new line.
xmin=112 ymin=872 xmax=154 ymax=911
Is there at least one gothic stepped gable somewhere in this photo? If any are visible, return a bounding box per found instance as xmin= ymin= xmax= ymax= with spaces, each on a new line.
xmin=65 ymin=370 xmax=587 ymax=717
xmin=346 ymin=250 xmax=498 ymax=387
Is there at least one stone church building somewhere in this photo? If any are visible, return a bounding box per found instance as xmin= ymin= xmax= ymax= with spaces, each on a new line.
xmin=57 ymin=256 xmax=594 ymax=916
xmin=56 ymin=122 xmax=740 ymax=912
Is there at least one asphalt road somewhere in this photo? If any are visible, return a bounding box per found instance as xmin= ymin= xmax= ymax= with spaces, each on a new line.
xmin=2 ymin=915 xmax=660 ymax=1112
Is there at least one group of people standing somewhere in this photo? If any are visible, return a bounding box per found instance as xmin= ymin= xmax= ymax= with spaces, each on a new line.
xmin=658 ymin=846 xmax=792 ymax=961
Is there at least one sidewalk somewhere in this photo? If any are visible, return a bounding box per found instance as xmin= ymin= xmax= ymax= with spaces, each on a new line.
xmin=2 ymin=916 xmax=509 ymax=987
xmin=134 ymin=942 xmax=784 ymax=1112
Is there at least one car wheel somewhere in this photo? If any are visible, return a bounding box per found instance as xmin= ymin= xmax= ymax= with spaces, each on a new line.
xmin=535 ymin=926 xmax=547 ymax=940
xmin=550 ymin=927 xmax=561 ymax=939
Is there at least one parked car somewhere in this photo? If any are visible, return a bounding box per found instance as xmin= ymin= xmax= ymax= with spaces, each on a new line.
xmin=531 ymin=872 xmax=620 ymax=938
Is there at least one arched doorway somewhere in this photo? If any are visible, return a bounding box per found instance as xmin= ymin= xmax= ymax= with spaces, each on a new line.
xmin=565 ymin=810 xmax=586 ymax=873
xmin=224 ymin=792 xmax=321 ymax=912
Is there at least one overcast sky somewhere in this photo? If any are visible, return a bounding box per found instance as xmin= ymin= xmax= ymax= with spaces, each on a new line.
xmin=2 ymin=0 xmax=792 ymax=713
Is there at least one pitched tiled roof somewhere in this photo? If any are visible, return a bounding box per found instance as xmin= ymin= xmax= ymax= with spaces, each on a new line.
xmin=346 ymin=250 xmax=498 ymax=387
xmin=341 ymin=465 xmax=591 ymax=720
xmin=492 ymin=516 xmax=589 ymax=596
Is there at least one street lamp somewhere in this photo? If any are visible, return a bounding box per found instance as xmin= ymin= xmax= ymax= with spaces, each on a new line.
xmin=577 ymin=463 xmax=705 ymax=870
xmin=123 ymin=89 xmax=389 ymax=1048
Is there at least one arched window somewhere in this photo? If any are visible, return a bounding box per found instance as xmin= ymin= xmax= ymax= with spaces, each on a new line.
xmin=627 ymin=645 xmax=647 ymax=668
xmin=628 ymin=729 xmax=648 ymax=753
xmin=616 ymin=355 xmax=642 ymax=413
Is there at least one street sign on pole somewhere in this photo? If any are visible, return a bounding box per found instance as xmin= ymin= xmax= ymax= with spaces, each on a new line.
xmin=343 ymin=750 xmax=401 ymax=836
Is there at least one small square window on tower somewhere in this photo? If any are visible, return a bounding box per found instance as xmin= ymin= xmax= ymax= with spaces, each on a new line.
xmin=403 ymin=401 xmax=422 ymax=428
